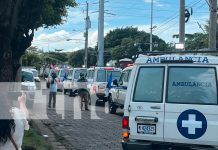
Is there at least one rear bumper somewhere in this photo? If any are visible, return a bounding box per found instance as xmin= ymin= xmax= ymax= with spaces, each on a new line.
xmin=122 ymin=140 xmax=152 ymax=150
xmin=96 ymin=93 xmax=106 ymax=99
xmin=122 ymin=140 xmax=218 ymax=150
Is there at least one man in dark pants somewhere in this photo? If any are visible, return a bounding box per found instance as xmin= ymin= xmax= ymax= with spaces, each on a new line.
xmin=77 ymin=73 xmax=89 ymax=110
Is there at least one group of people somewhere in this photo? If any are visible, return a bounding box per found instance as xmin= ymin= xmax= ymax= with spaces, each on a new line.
xmin=48 ymin=71 xmax=89 ymax=110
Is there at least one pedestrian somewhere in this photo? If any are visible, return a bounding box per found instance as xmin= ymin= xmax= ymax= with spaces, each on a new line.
xmin=77 ymin=73 xmax=89 ymax=110
xmin=48 ymin=72 xmax=57 ymax=109
xmin=0 ymin=91 xmax=29 ymax=150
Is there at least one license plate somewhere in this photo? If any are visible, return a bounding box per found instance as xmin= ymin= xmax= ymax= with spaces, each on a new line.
xmin=137 ymin=124 xmax=156 ymax=134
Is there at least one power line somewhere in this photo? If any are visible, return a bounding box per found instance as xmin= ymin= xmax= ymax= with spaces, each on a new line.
xmin=153 ymin=0 xmax=207 ymax=34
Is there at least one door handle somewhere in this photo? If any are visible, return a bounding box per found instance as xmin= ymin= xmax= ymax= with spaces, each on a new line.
xmin=150 ymin=106 xmax=161 ymax=109
xmin=135 ymin=116 xmax=158 ymax=123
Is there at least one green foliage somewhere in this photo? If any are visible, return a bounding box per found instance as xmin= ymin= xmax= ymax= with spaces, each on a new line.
xmin=68 ymin=48 xmax=97 ymax=67
xmin=185 ymin=33 xmax=208 ymax=50
xmin=22 ymin=51 xmax=42 ymax=70
xmin=23 ymin=126 xmax=50 ymax=150
xmin=18 ymin=0 xmax=77 ymax=30
xmin=104 ymin=27 xmax=168 ymax=62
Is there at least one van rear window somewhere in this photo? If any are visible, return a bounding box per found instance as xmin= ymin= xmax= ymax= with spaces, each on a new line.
xmin=133 ymin=67 xmax=164 ymax=102
xmin=167 ymin=67 xmax=217 ymax=105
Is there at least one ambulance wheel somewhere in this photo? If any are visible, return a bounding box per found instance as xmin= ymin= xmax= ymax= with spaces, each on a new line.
xmin=46 ymin=82 xmax=50 ymax=88
xmin=88 ymin=94 xmax=91 ymax=105
xmin=64 ymin=89 xmax=67 ymax=95
xmin=108 ymin=95 xmax=116 ymax=114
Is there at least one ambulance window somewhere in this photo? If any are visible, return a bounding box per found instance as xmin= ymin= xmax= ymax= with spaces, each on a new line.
xmin=127 ymin=70 xmax=132 ymax=82
xmin=107 ymin=71 xmax=121 ymax=81
xmin=167 ymin=67 xmax=217 ymax=104
xmin=87 ymin=70 xmax=94 ymax=79
xmin=119 ymin=71 xmax=128 ymax=84
xmin=97 ymin=70 xmax=106 ymax=82
xmin=133 ymin=67 xmax=164 ymax=102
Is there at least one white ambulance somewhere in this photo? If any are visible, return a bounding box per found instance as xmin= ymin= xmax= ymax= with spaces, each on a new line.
xmin=122 ymin=54 xmax=218 ymax=150
xmin=108 ymin=66 xmax=133 ymax=114
xmin=86 ymin=67 xmax=121 ymax=102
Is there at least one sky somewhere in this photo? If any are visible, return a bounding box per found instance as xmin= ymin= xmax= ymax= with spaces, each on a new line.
xmin=32 ymin=0 xmax=210 ymax=52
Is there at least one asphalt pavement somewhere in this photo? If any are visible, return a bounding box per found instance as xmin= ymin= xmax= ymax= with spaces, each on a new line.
xmin=30 ymin=82 xmax=123 ymax=150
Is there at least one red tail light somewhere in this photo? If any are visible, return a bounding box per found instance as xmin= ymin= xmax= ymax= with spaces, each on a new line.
xmin=122 ymin=117 xmax=129 ymax=129
xmin=93 ymin=85 xmax=97 ymax=93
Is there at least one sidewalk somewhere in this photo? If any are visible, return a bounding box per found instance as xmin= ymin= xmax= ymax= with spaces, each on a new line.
xmin=32 ymin=119 xmax=68 ymax=150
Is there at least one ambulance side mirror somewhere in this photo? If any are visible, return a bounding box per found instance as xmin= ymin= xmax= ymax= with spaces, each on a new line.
xmin=113 ymin=79 xmax=118 ymax=86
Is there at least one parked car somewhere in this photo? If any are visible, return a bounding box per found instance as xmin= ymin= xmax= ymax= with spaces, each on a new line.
xmin=30 ymin=68 xmax=41 ymax=89
xmin=122 ymin=54 xmax=218 ymax=150
xmin=107 ymin=66 xmax=133 ymax=114
xmin=21 ymin=69 xmax=36 ymax=108
xmin=56 ymin=68 xmax=69 ymax=92
xmin=86 ymin=67 xmax=122 ymax=104
xmin=63 ymin=68 xmax=73 ymax=94
xmin=68 ymin=68 xmax=87 ymax=96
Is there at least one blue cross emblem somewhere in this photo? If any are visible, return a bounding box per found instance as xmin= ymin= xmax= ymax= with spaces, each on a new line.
xmin=177 ymin=109 xmax=207 ymax=139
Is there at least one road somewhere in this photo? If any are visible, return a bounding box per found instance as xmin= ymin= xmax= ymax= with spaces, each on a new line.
xmin=29 ymin=82 xmax=123 ymax=150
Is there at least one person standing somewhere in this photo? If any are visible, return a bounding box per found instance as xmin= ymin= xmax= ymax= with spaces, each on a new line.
xmin=48 ymin=72 xmax=57 ymax=109
xmin=77 ymin=73 xmax=89 ymax=110
xmin=0 ymin=91 xmax=29 ymax=150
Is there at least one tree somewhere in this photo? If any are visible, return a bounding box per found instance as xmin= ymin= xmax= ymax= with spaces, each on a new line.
xmin=104 ymin=27 xmax=168 ymax=62
xmin=0 ymin=0 xmax=76 ymax=81
xmin=22 ymin=51 xmax=42 ymax=70
xmin=68 ymin=48 xmax=97 ymax=67
xmin=185 ymin=33 xmax=208 ymax=50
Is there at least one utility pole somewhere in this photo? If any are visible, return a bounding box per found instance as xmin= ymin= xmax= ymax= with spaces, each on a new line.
xmin=97 ymin=0 xmax=104 ymax=67
xmin=209 ymin=0 xmax=217 ymax=51
xmin=84 ymin=1 xmax=90 ymax=68
xmin=150 ymin=0 xmax=153 ymax=52
xmin=179 ymin=0 xmax=185 ymax=49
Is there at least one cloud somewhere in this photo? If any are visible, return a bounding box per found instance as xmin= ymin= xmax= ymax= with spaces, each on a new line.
xmin=34 ymin=30 xmax=71 ymax=42
xmin=32 ymin=30 xmax=86 ymax=52
xmin=32 ymin=11 xmax=208 ymax=52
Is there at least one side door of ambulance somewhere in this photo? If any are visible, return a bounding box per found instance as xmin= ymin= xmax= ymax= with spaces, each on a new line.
xmin=87 ymin=69 xmax=95 ymax=94
xmin=164 ymin=64 xmax=218 ymax=146
xmin=128 ymin=64 xmax=166 ymax=142
xmin=119 ymin=69 xmax=132 ymax=106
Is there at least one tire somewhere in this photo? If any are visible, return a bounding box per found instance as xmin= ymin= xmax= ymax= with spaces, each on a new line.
xmin=46 ymin=82 xmax=50 ymax=88
xmin=88 ymin=93 xmax=91 ymax=105
xmin=64 ymin=89 xmax=67 ymax=95
xmin=108 ymin=95 xmax=117 ymax=114
xmin=69 ymin=89 xmax=73 ymax=97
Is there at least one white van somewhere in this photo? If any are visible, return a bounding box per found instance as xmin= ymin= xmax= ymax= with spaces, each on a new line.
xmin=87 ymin=67 xmax=121 ymax=102
xmin=21 ymin=69 xmax=36 ymax=108
xmin=122 ymin=54 xmax=218 ymax=150
xmin=108 ymin=66 xmax=133 ymax=114
xmin=63 ymin=68 xmax=87 ymax=95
